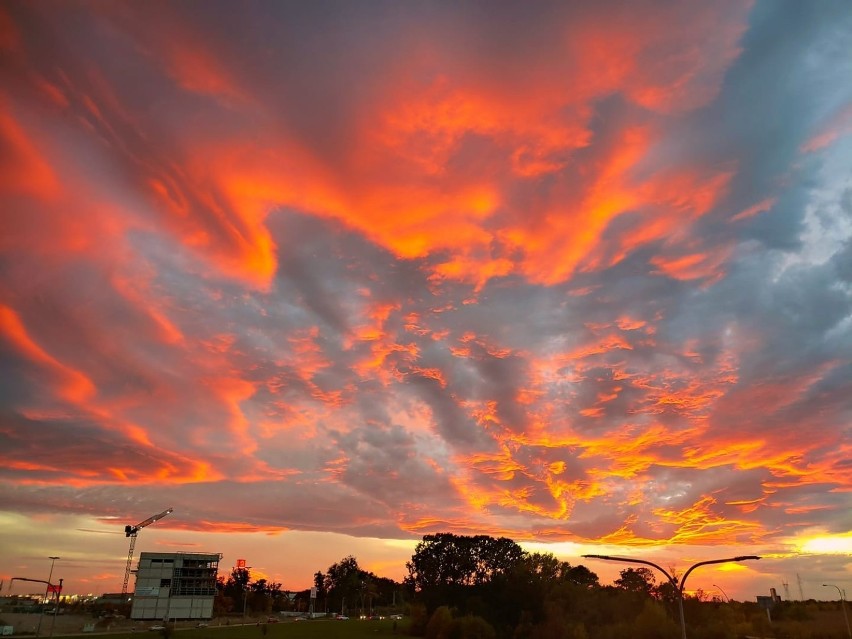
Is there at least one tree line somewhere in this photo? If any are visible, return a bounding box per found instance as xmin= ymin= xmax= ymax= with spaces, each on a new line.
xmin=215 ymin=532 xmax=847 ymax=639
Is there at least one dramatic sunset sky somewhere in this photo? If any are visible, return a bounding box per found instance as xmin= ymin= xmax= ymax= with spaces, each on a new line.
xmin=1 ymin=1 xmax=851 ymax=602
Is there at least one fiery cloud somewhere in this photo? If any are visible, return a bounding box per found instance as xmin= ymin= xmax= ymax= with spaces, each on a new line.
xmin=1 ymin=0 xmax=851 ymax=598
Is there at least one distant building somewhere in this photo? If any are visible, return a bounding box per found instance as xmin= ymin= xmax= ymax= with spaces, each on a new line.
xmin=130 ymin=552 xmax=221 ymax=621
xmin=0 ymin=595 xmax=40 ymax=613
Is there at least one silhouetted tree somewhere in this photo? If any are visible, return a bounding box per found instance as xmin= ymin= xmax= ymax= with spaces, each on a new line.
xmin=312 ymin=572 xmax=325 ymax=611
xmin=633 ymin=599 xmax=678 ymax=639
xmin=406 ymin=533 xmax=525 ymax=591
xmin=324 ymin=555 xmax=362 ymax=613
xmin=614 ymin=567 xmax=655 ymax=596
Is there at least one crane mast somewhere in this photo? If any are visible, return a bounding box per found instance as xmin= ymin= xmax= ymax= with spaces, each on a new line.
xmin=122 ymin=508 xmax=173 ymax=596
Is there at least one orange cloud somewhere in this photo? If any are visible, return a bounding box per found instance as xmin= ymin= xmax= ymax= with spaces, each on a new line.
xmin=654 ymin=496 xmax=767 ymax=545
xmin=0 ymin=103 xmax=59 ymax=200
xmin=801 ymin=102 xmax=852 ymax=153
xmin=0 ymin=304 xmax=96 ymax=403
xmin=570 ymin=1 xmax=751 ymax=114
xmin=165 ymin=45 xmax=248 ymax=104
xmin=192 ymin=521 xmax=289 ymax=534
xmin=731 ymin=197 xmax=777 ymax=222
xmin=650 ymin=248 xmax=733 ymax=283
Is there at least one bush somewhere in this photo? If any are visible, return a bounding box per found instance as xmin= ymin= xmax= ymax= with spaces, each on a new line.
xmin=633 ymin=600 xmax=678 ymax=639
xmin=425 ymin=606 xmax=453 ymax=639
xmin=446 ymin=616 xmax=496 ymax=639
xmin=409 ymin=602 xmax=428 ymax=636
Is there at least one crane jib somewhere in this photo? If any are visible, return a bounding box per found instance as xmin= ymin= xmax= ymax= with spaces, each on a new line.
xmin=121 ymin=507 xmax=173 ymax=595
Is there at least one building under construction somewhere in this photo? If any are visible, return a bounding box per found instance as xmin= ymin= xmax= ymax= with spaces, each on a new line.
xmin=130 ymin=552 xmax=221 ymax=620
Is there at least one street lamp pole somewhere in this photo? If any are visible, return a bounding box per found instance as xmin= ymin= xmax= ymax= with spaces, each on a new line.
xmin=49 ymin=580 xmax=62 ymax=639
xmin=823 ymin=584 xmax=851 ymax=639
xmin=583 ymin=554 xmax=760 ymax=639
xmin=712 ymin=584 xmax=730 ymax=603
xmin=36 ymin=557 xmax=60 ymax=638
xmin=241 ymin=566 xmax=252 ymax=623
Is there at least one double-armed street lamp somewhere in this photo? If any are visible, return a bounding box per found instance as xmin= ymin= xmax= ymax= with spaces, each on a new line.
xmin=823 ymin=584 xmax=851 ymax=639
xmin=583 ymin=553 xmax=761 ymax=639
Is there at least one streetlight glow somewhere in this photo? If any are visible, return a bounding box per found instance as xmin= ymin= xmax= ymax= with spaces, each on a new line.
xmin=582 ymin=553 xmax=760 ymax=639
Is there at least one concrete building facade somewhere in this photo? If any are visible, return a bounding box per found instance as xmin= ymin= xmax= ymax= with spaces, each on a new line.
xmin=130 ymin=552 xmax=221 ymax=621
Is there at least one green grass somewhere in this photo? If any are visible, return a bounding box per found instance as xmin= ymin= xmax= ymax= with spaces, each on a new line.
xmin=205 ymin=619 xmax=407 ymax=639
xmin=79 ymin=619 xmax=408 ymax=639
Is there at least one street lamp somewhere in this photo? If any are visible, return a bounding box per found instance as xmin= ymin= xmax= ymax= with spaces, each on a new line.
xmin=583 ymin=554 xmax=760 ymax=639
xmin=36 ymin=557 xmax=60 ymax=637
xmin=49 ymin=579 xmax=63 ymax=639
xmin=712 ymin=584 xmax=730 ymax=603
xmin=241 ymin=566 xmax=253 ymax=623
xmin=823 ymin=584 xmax=851 ymax=639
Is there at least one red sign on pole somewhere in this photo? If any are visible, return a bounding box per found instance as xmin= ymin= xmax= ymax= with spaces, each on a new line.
xmin=236 ymin=559 xmax=246 ymax=568
xmin=47 ymin=584 xmax=62 ymax=594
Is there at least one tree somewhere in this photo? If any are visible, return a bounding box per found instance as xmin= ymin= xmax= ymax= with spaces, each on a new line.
xmin=313 ymin=572 xmax=326 ymax=612
xmin=614 ymin=567 xmax=655 ymax=596
xmin=633 ymin=599 xmax=679 ymax=639
xmin=564 ymin=565 xmax=599 ymax=588
xmin=214 ymin=576 xmax=234 ymax=616
xmin=249 ymin=579 xmax=272 ymax=614
xmin=267 ymin=582 xmax=284 ymax=611
xmin=406 ymin=533 xmax=525 ymax=591
xmin=221 ymin=567 xmax=252 ymax=613
xmin=313 ymin=555 xmax=403 ymax=617
xmin=323 ymin=556 xmax=362 ymax=614
xmin=470 ymin=536 xmax=526 ymax=585
xmin=654 ymin=577 xmax=680 ymax=617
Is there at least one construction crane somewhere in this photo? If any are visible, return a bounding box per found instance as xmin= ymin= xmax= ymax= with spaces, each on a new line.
xmin=122 ymin=507 xmax=173 ymax=596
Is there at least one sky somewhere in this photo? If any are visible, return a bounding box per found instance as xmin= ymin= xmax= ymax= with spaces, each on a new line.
xmin=1 ymin=0 xmax=851 ymax=603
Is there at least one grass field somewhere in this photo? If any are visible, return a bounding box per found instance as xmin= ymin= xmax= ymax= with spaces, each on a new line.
xmin=60 ymin=619 xmax=409 ymax=639
xmin=204 ymin=619 xmax=407 ymax=639
xmin=0 ymin=613 xmax=410 ymax=639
